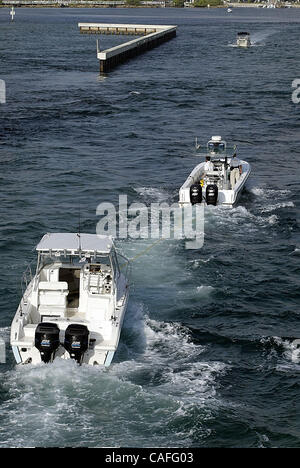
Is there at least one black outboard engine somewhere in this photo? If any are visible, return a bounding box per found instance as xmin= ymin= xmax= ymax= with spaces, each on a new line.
xmin=35 ymin=322 xmax=60 ymax=363
xmin=190 ymin=183 xmax=202 ymax=205
xmin=206 ymin=184 xmax=218 ymax=206
xmin=64 ymin=324 xmax=89 ymax=364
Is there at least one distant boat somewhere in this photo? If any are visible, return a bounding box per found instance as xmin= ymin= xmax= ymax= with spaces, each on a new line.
xmin=227 ymin=8 xmax=232 ymax=13
xmin=10 ymin=6 xmax=15 ymax=22
xmin=236 ymin=32 xmax=251 ymax=48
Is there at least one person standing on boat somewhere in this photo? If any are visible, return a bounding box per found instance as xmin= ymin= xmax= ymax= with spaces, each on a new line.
xmin=204 ymin=156 xmax=214 ymax=174
xmin=230 ymin=153 xmax=242 ymax=189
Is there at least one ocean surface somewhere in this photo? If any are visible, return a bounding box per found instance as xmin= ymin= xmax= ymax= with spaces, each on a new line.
xmin=0 ymin=6 xmax=299 ymax=448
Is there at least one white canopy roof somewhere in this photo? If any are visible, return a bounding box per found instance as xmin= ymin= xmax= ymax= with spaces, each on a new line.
xmin=36 ymin=233 xmax=113 ymax=255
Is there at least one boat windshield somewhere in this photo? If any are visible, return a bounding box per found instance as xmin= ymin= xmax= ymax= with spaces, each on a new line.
xmin=195 ymin=144 xmax=237 ymax=163
xmin=37 ymin=252 xmax=113 ymax=273
xmin=207 ymin=141 xmax=226 ymax=153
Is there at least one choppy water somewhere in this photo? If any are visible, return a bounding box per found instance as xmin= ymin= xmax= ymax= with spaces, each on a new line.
xmin=0 ymin=6 xmax=300 ymax=448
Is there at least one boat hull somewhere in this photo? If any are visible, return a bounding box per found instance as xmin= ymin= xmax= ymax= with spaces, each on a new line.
xmin=237 ymin=39 xmax=251 ymax=48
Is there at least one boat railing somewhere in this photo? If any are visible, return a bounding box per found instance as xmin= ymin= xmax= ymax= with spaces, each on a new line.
xmin=21 ymin=262 xmax=34 ymax=296
xmin=19 ymin=262 xmax=36 ymax=315
xmin=117 ymin=252 xmax=131 ymax=281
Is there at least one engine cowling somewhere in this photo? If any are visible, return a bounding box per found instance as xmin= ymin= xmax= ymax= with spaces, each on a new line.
xmin=35 ymin=322 xmax=60 ymax=363
xmin=206 ymin=184 xmax=218 ymax=206
xmin=64 ymin=324 xmax=89 ymax=364
xmin=190 ymin=183 xmax=202 ymax=205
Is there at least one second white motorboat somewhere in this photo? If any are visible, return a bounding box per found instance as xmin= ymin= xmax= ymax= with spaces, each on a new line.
xmin=179 ymin=136 xmax=251 ymax=208
xmin=10 ymin=233 xmax=130 ymax=367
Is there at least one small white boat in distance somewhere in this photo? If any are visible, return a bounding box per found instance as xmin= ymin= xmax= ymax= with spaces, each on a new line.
xmin=10 ymin=233 xmax=130 ymax=367
xmin=10 ymin=6 xmax=15 ymax=21
xmin=236 ymin=32 xmax=251 ymax=48
xmin=179 ymin=136 xmax=251 ymax=208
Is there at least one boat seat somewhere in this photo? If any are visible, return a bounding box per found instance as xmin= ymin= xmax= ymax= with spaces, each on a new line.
xmin=17 ymin=324 xmax=37 ymax=347
xmin=38 ymin=281 xmax=68 ymax=317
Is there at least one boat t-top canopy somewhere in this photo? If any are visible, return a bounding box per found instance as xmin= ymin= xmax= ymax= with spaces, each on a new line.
xmin=36 ymin=233 xmax=113 ymax=255
xmin=237 ymin=32 xmax=250 ymax=36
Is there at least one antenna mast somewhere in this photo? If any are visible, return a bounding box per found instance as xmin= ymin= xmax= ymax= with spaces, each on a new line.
xmin=77 ymin=207 xmax=82 ymax=253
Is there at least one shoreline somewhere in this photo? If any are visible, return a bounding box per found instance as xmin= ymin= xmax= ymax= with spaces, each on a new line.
xmin=1 ymin=1 xmax=300 ymax=7
xmin=1 ymin=6 xmax=300 ymax=8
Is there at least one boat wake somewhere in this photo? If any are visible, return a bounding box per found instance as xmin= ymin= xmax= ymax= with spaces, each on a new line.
xmin=0 ymin=327 xmax=10 ymax=341
xmin=133 ymin=185 xmax=174 ymax=204
xmin=227 ymin=43 xmax=262 ymax=48
xmin=114 ymin=301 xmax=228 ymax=410
xmin=250 ymin=30 xmax=278 ymax=46
xmin=204 ymin=203 xmax=279 ymax=232
xmin=260 ymin=336 xmax=300 ymax=371
xmin=0 ymin=301 xmax=227 ymax=447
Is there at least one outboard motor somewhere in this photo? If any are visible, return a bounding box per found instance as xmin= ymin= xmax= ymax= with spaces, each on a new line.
xmin=35 ymin=322 xmax=60 ymax=363
xmin=190 ymin=183 xmax=202 ymax=205
xmin=206 ymin=184 xmax=218 ymax=206
xmin=64 ymin=324 xmax=89 ymax=364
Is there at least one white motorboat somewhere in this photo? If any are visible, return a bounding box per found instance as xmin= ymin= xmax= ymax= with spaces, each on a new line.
xmin=236 ymin=32 xmax=251 ymax=48
xmin=10 ymin=233 xmax=130 ymax=367
xmin=179 ymin=136 xmax=251 ymax=208
xmin=10 ymin=6 xmax=15 ymax=21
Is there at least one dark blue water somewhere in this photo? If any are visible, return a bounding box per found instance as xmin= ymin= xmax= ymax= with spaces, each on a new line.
xmin=0 ymin=6 xmax=299 ymax=448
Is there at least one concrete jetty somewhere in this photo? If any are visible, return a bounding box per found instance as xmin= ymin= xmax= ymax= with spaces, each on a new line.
xmin=78 ymin=23 xmax=177 ymax=73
